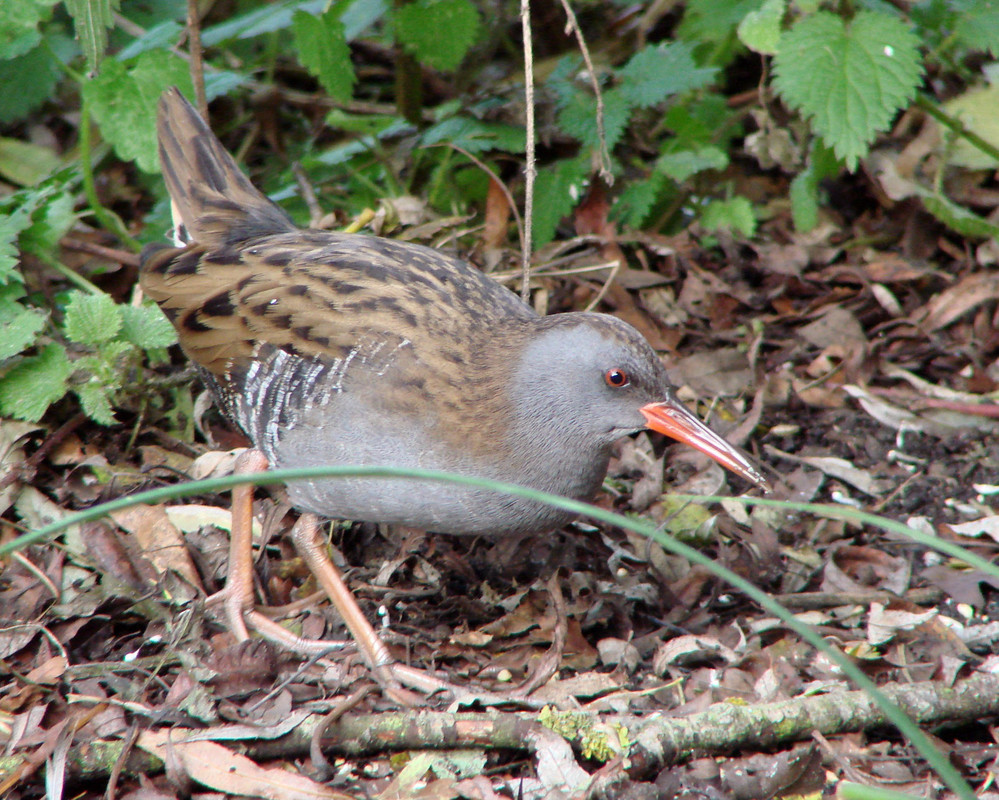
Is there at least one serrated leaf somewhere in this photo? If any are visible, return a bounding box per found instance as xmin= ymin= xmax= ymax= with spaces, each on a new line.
xmin=393 ymin=0 xmax=480 ymax=72
xmin=0 ymin=307 xmax=47 ymax=360
xmin=0 ymin=0 xmax=57 ymax=60
xmin=533 ymin=157 xmax=588 ymax=247
xmin=954 ymin=0 xmax=999 ymax=57
xmin=657 ymin=145 xmax=728 ymax=182
xmin=64 ymin=0 xmax=120 ymax=73
xmin=0 ymin=344 xmax=71 ymax=421
xmin=556 ymin=88 xmax=631 ymax=152
xmin=618 ymin=41 xmax=717 ymax=108
xmin=612 ymin=172 xmax=669 ymax=229
xmin=0 ymin=198 xmax=36 ymax=284
xmin=17 ymin=180 xmax=77 ymax=255
xmin=63 ymin=292 xmax=122 ymax=345
xmin=119 ymin=303 xmax=177 ymax=349
xmin=700 ymin=196 xmax=757 ymax=237
xmin=773 ymin=10 xmax=923 ymax=170
xmin=293 ymin=9 xmax=354 ymax=103
xmin=83 ymin=50 xmax=192 ymax=173
xmin=75 ymin=380 xmax=115 ymax=425
xmin=738 ymin=0 xmax=785 ymax=55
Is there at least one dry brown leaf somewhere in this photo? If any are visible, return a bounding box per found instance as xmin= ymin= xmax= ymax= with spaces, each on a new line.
xmin=111 ymin=505 xmax=203 ymax=589
xmin=137 ymin=728 xmax=351 ymax=799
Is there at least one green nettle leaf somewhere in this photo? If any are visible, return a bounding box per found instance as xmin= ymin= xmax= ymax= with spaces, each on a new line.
xmin=737 ymin=0 xmax=785 ymax=55
xmin=18 ymin=186 xmax=76 ymax=254
xmin=953 ymin=0 xmax=999 ymax=57
xmin=773 ymin=10 xmax=923 ymax=171
xmin=0 ymin=307 xmax=47 ymax=361
xmin=612 ymin=172 xmax=669 ymax=229
xmin=657 ymin=145 xmax=728 ymax=182
xmin=119 ymin=304 xmax=177 ymax=349
xmin=0 ymin=200 xmax=36 ymax=284
xmin=677 ymin=0 xmax=765 ymax=48
xmin=0 ymin=343 xmax=72 ymax=421
xmin=64 ymin=0 xmax=120 ymax=73
xmin=0 ymin=39 xmax=64 ymax=124
xmin=556 ymin=88 xmax=632 ymax=152
xmin=617 ymin=41 xmax=717 ymax=108
xmin=63 ymin=292 xmax=122 ymax=345
xmin=83 ymin=50 xmax=192 ymax=173
xmin=700 ymin=196 xmax=757 ymax=237
xmin=393 ymin=0 xmax=480 ymax=71
xmin=0 ymin=0 xmax=57 ymax=60
xmin=532 ymin=157 xmax=588 ymax=247
xmin=292 ymin=9 xmax=355 ymax=103
xmin=76 ymin=380 xmax=115 ymax=425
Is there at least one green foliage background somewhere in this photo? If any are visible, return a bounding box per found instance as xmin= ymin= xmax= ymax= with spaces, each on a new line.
xmin=1 ymin=0 xmax=998 ymax=425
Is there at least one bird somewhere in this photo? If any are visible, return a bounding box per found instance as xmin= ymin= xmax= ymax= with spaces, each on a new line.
xmin=141 ymin=87 xmax=769 ymax=697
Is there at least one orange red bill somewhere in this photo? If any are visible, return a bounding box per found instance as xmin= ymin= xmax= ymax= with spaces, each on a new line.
xmin=640 ymin=400 xmax=770 ymax=490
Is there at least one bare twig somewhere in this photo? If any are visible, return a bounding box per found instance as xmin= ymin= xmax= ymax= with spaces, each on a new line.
xmin=520 ymin=0 xmax=535 ymax=302
xmin=186 ymin=0 xmax=207 ymax=117
xmin=557 ymin=0 xmax=613 ymax=183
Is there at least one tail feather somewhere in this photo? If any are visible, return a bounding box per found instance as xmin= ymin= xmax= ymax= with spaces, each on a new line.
xmin=156 ymin=87 xmax=295 ymax=246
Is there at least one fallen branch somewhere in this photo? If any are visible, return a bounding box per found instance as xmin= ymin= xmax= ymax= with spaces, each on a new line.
xmin=40 ymin=670 xmax=999 ymax=786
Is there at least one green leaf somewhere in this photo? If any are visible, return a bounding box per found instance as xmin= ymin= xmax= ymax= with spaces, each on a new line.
xmin=0 ymin=307 xmax=46 ymax=361
xmin=63 ymin=292 xmax=122 ymax=345
xmin=657 ymin=145 xmax=728 ymax=182
xmin=700 ymin=196 xmax=757 ymax=237
xmin=17 ymin=183 xmax=76 ymax=255
xmin=293 ymin=8 xmax=355 ymax=103
xmin=0 ymin=197 xmax=37 ymax=284
xmin=954 ymin=0 xmax=999 ymax=57
xmin=773 ymin=10 xmax=923 ymax=170
xmin=921 ymin=193 xmax=999 ymax=240
xmin=677 ymin=0 xmax=764 ymax=50
xmin=0 ymin=0 xmax=57 ymax=60
xmin=202 ymin=0 xmax=326 ymax=45
xmin=421 ymin=116 xmax=525 ymax=154
xmin=0 ymin=344 xmax=72 ymax=421
xmin=116 ymin=20 xmax=184 ymax=60
xmin=393 ymin=0 xmax=480 ymax=71
xmin=556 ymin=87 xmax=632 ymax=152
xmin=0 ymin=37 xmax=64 ymax=124
xmin=64 ymin=0 xmax=120 ymax=73
xmin=618 ymin=41 xmax=717 ymax=108
xmin=612 ymin=172 xmax=670 ymax=229
xmin=119 ymin=303 xmax=177 ymax=349
xmin=532 ymin=157 xmax=588 ymax=247
xmin=737 ymin=0 xmax=785 ymax=55
xmin=75 ymin=380 xmax=116 ymax=425
xmin=790 ymin=140 xmax=840 ymax=232
xmin=83 ymin=50 xmax=192 ymax=173
xmin=940 ymin=83 xmax=999 ymax=169
xmin=0 ymin=137 xmax=62 ymax=187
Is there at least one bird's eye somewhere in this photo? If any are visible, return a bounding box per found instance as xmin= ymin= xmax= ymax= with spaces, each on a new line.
xmin=604 ymin=369 xmax=630 ymax=388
